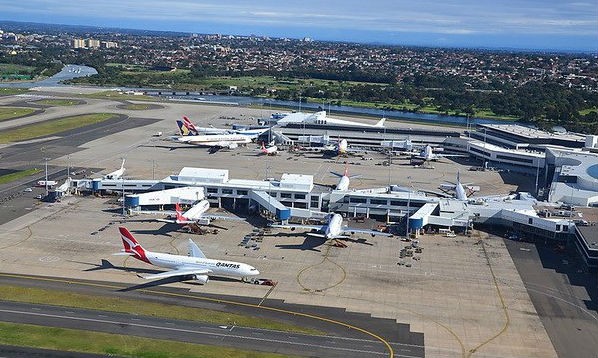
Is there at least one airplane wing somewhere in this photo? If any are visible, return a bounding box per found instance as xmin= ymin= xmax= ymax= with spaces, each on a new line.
xmin=341 ymin=227 xmax=393 ymax=237
xmin=270 ymin=223 xmax=323 ymax=231
xmin=156 ymin=218 xmax=177 ymax=223
xmin=142 ymin=268 xmax=211 ymax=281
xmin=188 ymin=239 xmax=206 ymax=258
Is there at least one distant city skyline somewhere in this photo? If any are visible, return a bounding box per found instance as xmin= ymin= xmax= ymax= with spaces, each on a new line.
xmin=1 ymin=0 xmax=597 ymax=52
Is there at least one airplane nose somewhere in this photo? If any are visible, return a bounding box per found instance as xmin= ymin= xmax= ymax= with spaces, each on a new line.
xmin=254 ymin=270 xmax=260 ymax=275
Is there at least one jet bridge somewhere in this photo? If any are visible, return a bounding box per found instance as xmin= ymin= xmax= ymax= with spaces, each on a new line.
xmin=249 ymin=190 xmax=291 ymax=220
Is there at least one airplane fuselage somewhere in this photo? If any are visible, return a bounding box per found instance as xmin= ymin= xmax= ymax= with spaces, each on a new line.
xmin=145 ymin=251 xmax=258 ymax=278
xmin=324 ymin=214 xmax=344 ymax=238
xmin=336 ymin=176 xmax=350 ymax=191
xmin=175 ymin=134 xmax=252 ymax=147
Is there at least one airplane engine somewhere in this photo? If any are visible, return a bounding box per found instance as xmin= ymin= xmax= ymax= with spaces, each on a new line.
xmin=228 ymin=143 xmax=239 ymax=149
xmin=193 ymin=274 xmax=209 ymax=285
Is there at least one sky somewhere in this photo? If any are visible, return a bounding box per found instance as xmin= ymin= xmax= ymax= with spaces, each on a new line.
xmin=1 ymin=0 xmax=597 ymax=52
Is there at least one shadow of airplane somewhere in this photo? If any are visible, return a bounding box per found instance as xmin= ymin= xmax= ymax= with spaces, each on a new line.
xmin=73 ymin=259 xmax=162 ymax=275
xmin=275 ymin=236 xmax=326 ymax=251
xmin=139 ymin=144 xmax=195 ymax=151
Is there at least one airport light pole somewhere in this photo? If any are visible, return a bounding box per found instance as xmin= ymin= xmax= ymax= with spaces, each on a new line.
xmin=44 ymin=157 xmax=50 ymax=196
xmin=405 ymin=176 xmax=412 ymax=238
xmin=122 ymin=176 xmax=125 ymax=217
xmin=536 ymin=158 xmax=540 ymax=197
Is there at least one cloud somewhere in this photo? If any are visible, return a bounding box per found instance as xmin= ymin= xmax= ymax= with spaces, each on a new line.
xmin=0 ymin=0 xmax=596 ymax=41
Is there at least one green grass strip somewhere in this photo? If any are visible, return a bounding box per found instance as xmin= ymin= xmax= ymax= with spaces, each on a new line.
xmin=0 ymin=113 xmax=118 ymax=144
xmin=0 ymin=168 xmax=42 ymax=185
xmin=0 ymin=285 xmax=320 ymax=335
xmin=0 ymin=107 xmax=36 ymax=121
xmin=34 ymin=99 xmax=81 ymax=106
xmin=0 ymin=88 xmax=29 ymax=96
xmin=0 ymin=322 xmax=296 ymax=358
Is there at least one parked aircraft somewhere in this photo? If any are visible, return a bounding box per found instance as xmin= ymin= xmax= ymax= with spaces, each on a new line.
xmin=103 ymin=159 xmax=126 ymax=180
xmin=330 ymin=165 xmax=359 ymax=191
xmin=296 ymin=136 xmax=352 ymax=156
xmin=157 ymin=202 xmax=244 ymax=226
xmin=181 ymin=116 xmax=229 ymax=135
xmin=115 ymin=227 xmax=259 ymax=284
xmin=259 ymin=142 xmax=278 ymax=156
xmin=173 ymin=120 xmax=252 ymax=149
xmin=439 ymin=172 xmax=480 ymax=200
xmin=413 ymin=145 xmax=465 ymax=162
xmin=179 ymin=116 xmax=270 ymax=140
xmin=270 ymin=213 xmax=392 ymax=240
xmin=36 ymin=180 xmax=57 ymax=187
xmin=276 ymin=111 xmax=386 ymax=128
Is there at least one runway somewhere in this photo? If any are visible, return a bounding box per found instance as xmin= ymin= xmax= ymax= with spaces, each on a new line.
xmin=0 ymin=273 xmax=425 ymax=358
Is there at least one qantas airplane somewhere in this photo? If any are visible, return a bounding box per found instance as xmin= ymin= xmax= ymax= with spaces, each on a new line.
xmin=157 ymin=202 xmax=244 ymax=226
xmin=115 ymin=227 xmax=259 ymax=284
xmin=330 ymin=165 xmax=360 ymax=191
xmin=413 ymin=145 xmax=465 ymax=162
xmin=270 ymin=213 xmax=392 ymax=240
xmin=439 ymin=172 xmax=480 ymax=200
xmin=103 ymin=159 xmax=126 ymax=180
xmin=259 ymin=142 xmax=278 ymax=156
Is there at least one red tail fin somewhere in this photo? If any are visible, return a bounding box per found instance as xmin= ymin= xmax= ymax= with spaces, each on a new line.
xmin=343 ymin=162 xmax=349 ymax=177
xmin=118 ymin=227 xmax=149 ymax=263
xmin=182 ymin=116 xmax=198 ymax=133
xmin=175 ymin=203 xmax=186 ymax=222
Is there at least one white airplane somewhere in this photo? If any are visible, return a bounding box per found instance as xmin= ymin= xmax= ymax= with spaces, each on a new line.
xmin=115 ymin=227 xmax=259 ymax=284
xmin=180 ymin=116 xmax=270 ymax=140
xmin=330 ymin=165 xmax=359 ymax=191
xmin=439 ymin=172 xmax=479 ymax=200
xmin=259 ymin=142 xmax=278 ymax=156
xmin=181 ymin=116 xmax=229 ymax=135
xmin=270 ymin=213 xmax=392 ymax=240
xmin=413 ymin=145 xmax=465 ymax=162
xmin=157 ymin=202 xmax=244 ymax=226
xmin=297 ymin=136 xmax=352 ymax=156
xmin=36 ymin=180 xmax=57 ymax=187
xmin=277 ymin=111 xmax=386 ymax=128
xmin=103 ymin=159 xmax=125 ymax=180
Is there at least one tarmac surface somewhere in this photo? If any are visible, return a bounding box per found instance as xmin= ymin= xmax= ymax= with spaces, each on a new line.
xmin=505 ymin=238 xmax=598 ymax=358
xmin=0 ymin=89 xmax=564 ymax=357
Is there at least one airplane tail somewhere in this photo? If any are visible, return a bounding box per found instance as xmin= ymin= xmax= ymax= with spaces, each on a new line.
xmin=375 ymin=117 xmax=386 ymax=127
xmin=118 ymin=227 xmax=150 ymax=263
xmin=120 ymin=158 xmax=126 ymax=171
xmin=174 ymin=203 xmax=187 ymax=223
xmin=176 ymin=119 xmax=197 ymax=136
xmin=182 ymin=116 xmax=199 ymax=134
